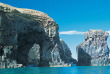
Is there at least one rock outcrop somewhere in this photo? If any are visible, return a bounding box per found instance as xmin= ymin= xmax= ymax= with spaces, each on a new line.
xmin=0 ymin=2 xmax=73 ymax=67
xmin=60 ymin=39 xmax=72 ymax=62
xmin=60 ymin=39 xmax=77 ymax=64
xmin=28 ymin=44 xmax=40 ymax=66
xmin=77 ymin=30 xmax=109 ymax=66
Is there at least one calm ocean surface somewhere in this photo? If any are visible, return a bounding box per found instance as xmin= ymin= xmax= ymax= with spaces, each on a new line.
xmin=0 ymin=66 xmax=110 ymax=74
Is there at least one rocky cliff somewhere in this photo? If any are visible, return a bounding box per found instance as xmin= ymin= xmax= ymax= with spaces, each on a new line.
xmin=77 ymin=30 xmax=109 ymax=66
xmin=0 ymin=2 xmax=73 ymax=68
xmin=60 ymin=39 xmax=77 ymax=64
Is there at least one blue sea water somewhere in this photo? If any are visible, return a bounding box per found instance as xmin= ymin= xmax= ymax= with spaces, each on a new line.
xmin=0 ymin=66 xmax=110 ymax=74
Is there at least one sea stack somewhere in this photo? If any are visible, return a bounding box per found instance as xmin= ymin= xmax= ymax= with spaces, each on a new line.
xmin=0 ymin=2 xmax=74 ymax=68
xmin=77 ymin=30 xmax=109 ymax=66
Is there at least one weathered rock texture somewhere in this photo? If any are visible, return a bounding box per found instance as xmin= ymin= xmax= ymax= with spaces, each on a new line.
xmin=60 ymin=39 xmax=72 ymax=61
xmin=77 ymin=30 xmax=109 ymax=66
xmin=60 ymin=39 xmax=77 ymax=64
xmin=0 ymin=2 xmax=73 ymax=67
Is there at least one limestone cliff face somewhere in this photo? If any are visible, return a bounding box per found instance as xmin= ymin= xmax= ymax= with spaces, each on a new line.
xmin=77 ymin=30 xmax=109 ymax=66
xmin=60 ymin=39 xmax=72 ymax=61
xmin=0 ymin=2 xmax=72 ymax=67
xmin=60 ymin=39 xmax=77 ymax=64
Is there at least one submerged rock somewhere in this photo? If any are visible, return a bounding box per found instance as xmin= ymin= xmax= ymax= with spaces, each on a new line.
xmin=77 ymin=30 xmax=109 ymax=66
xmin=0 ymin=2 xmax=73 ymax=68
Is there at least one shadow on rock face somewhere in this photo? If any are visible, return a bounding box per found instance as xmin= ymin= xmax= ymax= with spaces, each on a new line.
xmin=16 ymin=31 xmax=44 ymax=66
xmin=77 ymin=47 xmax=92 ymax=66
xmin=0 ymin=2 xmax=74 ymax=67
xmin=0 ymin=46 xmax=4 ymax=56
xmin=76 ymin=30 xmax=110 ymax=66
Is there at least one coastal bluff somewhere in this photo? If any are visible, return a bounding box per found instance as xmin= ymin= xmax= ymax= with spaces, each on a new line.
xmin=77 ymin=30 xmax=109 ymax=66
xmin=0 ymin=2 xmax=75 ymax=68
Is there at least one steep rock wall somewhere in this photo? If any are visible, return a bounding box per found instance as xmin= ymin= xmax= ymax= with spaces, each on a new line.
xmin=0 ymin=2 xmax=72 ymax=67
xmin=77 ymin=30 xmax=109 ymax=66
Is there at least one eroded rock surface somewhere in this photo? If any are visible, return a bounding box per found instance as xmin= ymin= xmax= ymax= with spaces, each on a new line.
xmin=77 ymin=30 xmax=109 ymax=66
xmin=0 ymin=2 xmax=73 ymax=67
xmin=60 ymin=39 xmax=77 ymax=64
xmin=28 ymin=44 xmax=40 ymax=66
